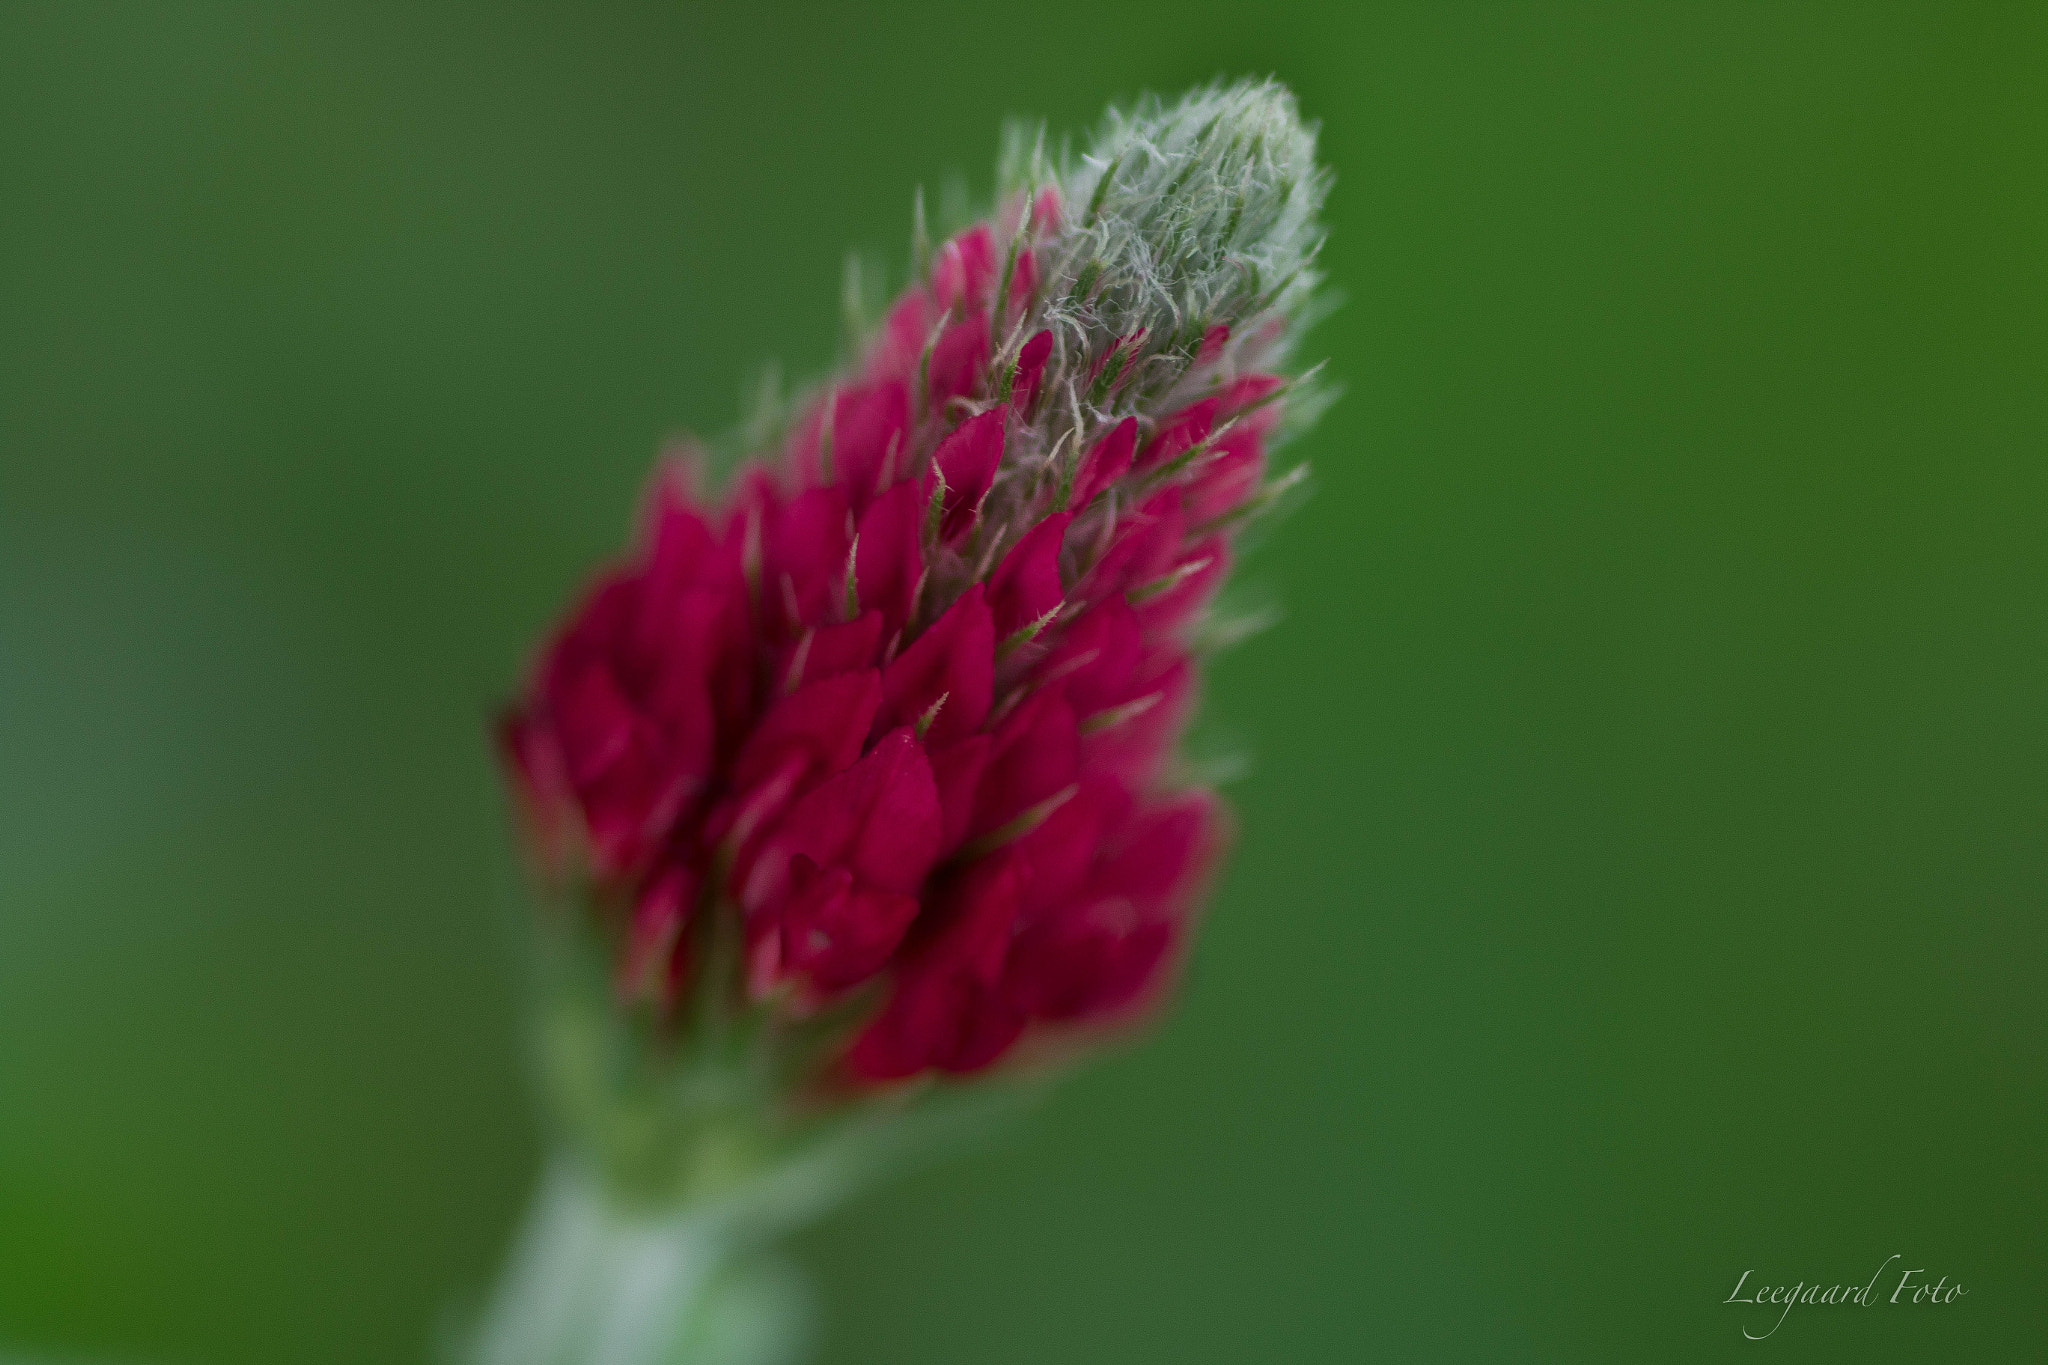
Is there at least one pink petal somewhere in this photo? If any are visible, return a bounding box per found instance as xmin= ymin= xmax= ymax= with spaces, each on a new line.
xmin=928 ymin=734 xmax=990 ymax=856
xmin=875 ymin=290 xmax=936 ymax=380
xmin=638 ymin=466 xmax=716 ymax=586
xmin=1183 ymin=427 xmax=1264 ymax=527
xmin=1030 ymin=186 xmax=1063 ymax=234
xmin=764 ymin=486 xmax=854 ymax=635
xmin=855 ymin=479 xmax=925 ymax=639
xmin=496 ymin=709 xmax=570 ymax=866
xmin=555 ymin=661 xmax=704 ymax=873
xmin=1218 ymin=373 xmax=1284 ymax=424
xmin=929 ymin=405 xmax=1006 ymax=543
xmin=717 ymin=463 xmax=782 ymax=548
xmin=1007 ymin=248 xmax=1038 ymax=314
xmin=1133 ymin=538 xmax=1230 ymax=636
xmin=1074 ymin=488 xmax=1185 ymax=607
xmin=1001 ymin=794 xmax=1219 ymax=1022
xmin=1013 ymin=330 xmax=1053 ymax=416
xmin=1039 ymin=597 xmax=1144 ymax=716
xmin=845 ymin=728 xmax=944 ymax=892
xmin=731 ymin=669 xmax=882 ymax=793
xmin=927 ymin=315 xmax=989 ymax=406
xmin=622 ymin=861 xmax=700 ymax=1005
xmin=986 ymin=513 xmax=1071 ymax=639
xmin=845 ymin=854 xmax=1029 ymax=1078
xmin=932 ymin=224 xmax=998 ymax=313
xmin=831 ymin=381 xmax=912 ymax=515
xmin=1139 ymin=397 xmax=1218 ymax=470
xmin=636 ymin=585 xmax=744 ymax=736
xmin=923 ymin=852 xmax=1026 ymax=982
xmin=553 ymin=663 xmax=637 ymax=788
xmin=1003 ymin=911 xmax=1175 ymax=1024
xmin=1007 ymin=248 xmax=1040 ymax=317
xmin=967 ymin=687 xmax=1078 ymax=843
xmin=779 ymin=609 xmax=885 ymax=690
xmin=846 ymin=960 xmax=1025 ymax=1080
xmin=1009 ymin=774 xmax=1132 ymax=918
xmin=1070 ymin=417 xmax=1136 ymax=508
xmin=754 ymin=728 xmax=941 ymax=902
xmin=878 ymin=585 xmax=993 ymax=747
xmin=538 ymin=573 xmax=637 ymax=701
xmin=1077 ymin=652 xmax=1191 ymax=786
xmin=1096 ymin=792 xmax=1221 ymax=907
xmin=777 ymin=861 xmax=921 ymax=995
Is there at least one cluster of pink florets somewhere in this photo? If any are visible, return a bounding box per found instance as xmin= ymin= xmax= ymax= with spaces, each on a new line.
xmin=501 ymin=186 xmax=1288 ymax=1083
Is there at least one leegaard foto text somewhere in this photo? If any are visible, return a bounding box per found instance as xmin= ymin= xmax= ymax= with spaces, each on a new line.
xmin=1724 ymin=1255 xmax=1965 ymax=1339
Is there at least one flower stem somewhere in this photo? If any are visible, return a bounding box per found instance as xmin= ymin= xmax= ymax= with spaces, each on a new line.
xmin=463 ymin=1159 xmax=807 ymax=1365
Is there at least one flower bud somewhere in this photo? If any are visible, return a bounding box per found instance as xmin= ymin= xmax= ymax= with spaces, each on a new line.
xmin=501 ymin=80 xmax=1330 ymax=1119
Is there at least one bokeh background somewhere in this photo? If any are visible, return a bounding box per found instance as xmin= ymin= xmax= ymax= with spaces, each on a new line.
xmin=3 ymin=3 xmax=2043 ymax=1362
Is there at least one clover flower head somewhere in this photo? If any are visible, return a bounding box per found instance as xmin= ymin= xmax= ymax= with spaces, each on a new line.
xmin=500 ymin=78 xmax=1330 ymax=1103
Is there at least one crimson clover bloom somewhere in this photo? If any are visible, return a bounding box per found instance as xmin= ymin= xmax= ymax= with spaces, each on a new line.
xmin=499 ymin=79 xmax=1329 ymax=1101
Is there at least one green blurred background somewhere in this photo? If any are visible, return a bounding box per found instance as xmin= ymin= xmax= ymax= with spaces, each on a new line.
xmin=3 ymin=3 xmax=2043 ymax=1361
